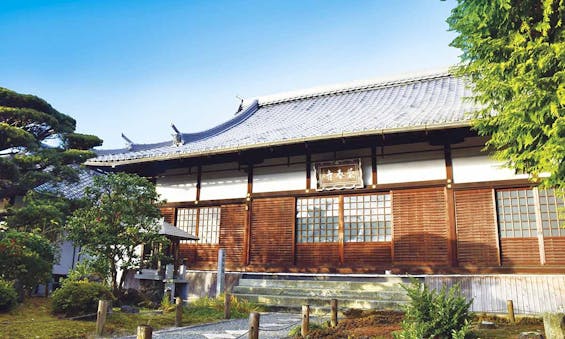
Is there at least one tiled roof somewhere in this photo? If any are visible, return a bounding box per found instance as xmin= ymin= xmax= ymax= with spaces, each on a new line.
xmin=36 ymin=168 xmax=100 ymax=199
xmin=86 ymin=71 xmax=477 ymax=167
xmin=159 ymin=219 xmax=199 ymax=240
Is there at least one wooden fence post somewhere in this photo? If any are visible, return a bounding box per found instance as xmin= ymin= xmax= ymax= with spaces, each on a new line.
xmin=507 ymin=300 xmax=515 ymax=323
xmin=248 ymin=312 xmax=260 ymax=339
xmin=301 ymin=304 xmax=310 ymax=337
xmin=175 ymin=297 xmax=183 ymax=327
xmin=224 ymin=293 xmax=231 ymax=319
xmin=95 ymin=300 xmax=109 ymax=337
xmin=330 ymin=299 xmax=338 ymax=327
xmin=137 ymin=325 xmax=152 ymax=339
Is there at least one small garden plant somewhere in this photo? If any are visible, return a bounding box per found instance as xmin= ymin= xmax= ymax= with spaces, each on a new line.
xmin=393 ymin=279 xmax=473 ymax=339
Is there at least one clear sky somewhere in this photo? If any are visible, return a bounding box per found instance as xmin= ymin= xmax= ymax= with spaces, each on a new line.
xmin=0 ymin=0 xmax=461 ymax=149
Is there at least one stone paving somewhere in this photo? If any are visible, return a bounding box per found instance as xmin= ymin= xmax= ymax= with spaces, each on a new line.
xmin=118 ymin=312 xmax=311 ymax=339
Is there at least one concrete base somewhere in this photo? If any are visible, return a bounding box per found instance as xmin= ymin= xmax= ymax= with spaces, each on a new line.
xmin=183 ymin=271 xmax=243 ymax=300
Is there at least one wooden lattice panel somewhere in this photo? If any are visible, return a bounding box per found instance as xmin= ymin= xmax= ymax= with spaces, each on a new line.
xmin=455 ymin=189 xmax=499 ymax=267
xmin=392 ymin=187 xmax=448 ymax=265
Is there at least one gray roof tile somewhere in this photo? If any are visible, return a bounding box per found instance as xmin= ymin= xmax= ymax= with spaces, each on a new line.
xmin=87 ymin=71 xmax=477 ymax=166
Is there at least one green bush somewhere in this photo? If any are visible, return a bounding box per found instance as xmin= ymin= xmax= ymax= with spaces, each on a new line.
xmin=0 ymin=279 xmax=18 ymax=312
xmin=394 ymin=280 xmax=473 ymax=339
xmin=51 ymin=280 xmax=114 ymax=317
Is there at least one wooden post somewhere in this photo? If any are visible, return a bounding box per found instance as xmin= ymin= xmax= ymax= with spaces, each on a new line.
xmin=95 ymin=300 xmax=109 ymax=337
xmin=301 ymin=304 xmax=310 ymax=337
xmin=248 ymin=312 xmax=260 ymax=339
xmin=507 ymin=300 xmax=515 ymax=323
xmin=175 ymin=297 xmax=182 ymax=327
xmin=330 ymin=299 xmax=338 ymax=327
xmin=137 ymin=325 xmax=152 ymax=339
xmin=224 ymin=293 xmax=231 ymax=319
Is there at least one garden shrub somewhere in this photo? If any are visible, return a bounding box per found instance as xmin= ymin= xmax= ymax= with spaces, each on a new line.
xmin=0 ymin=279 xmax=18 ymax=312
xmin=394 ymin=280 xmax=473 ymax=339
xmin=51 ymin=280 xmax=114 ymax=317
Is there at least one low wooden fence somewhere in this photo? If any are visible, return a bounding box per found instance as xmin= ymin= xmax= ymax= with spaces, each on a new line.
xmin=425 ymin=275 xmax=565 ymax=314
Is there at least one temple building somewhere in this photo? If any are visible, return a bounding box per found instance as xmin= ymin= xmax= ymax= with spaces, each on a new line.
xmin=86 ymin=71 xmax=565 ymax=312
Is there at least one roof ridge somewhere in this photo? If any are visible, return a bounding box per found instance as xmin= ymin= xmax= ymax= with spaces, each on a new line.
xmin=254 ymin=69 xmax=452 ymax=106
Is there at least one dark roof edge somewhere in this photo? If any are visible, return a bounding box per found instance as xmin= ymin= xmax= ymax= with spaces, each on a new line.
xmin=94 ymin=100 xmax=259 ymax=156
xmin=85 ymin=120 xmax=471 ymax=168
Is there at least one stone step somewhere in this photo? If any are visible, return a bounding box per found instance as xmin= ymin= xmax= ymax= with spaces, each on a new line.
xmin=234 ymin=293 xmax=407 ymax=311
xmin=238 ymin=278 xmax=409 ymax=292
xmin=232 ymin=285 xmax=410 ymax=301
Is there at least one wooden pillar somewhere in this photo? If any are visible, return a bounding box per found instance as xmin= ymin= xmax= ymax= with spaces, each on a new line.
xmin=243 ymin=164 xmax=253 ymax=266
xmin=175 ymin=297 xmax=182 ymax=327
xmin=338 ymin=196 xmax=345 ymax=265
xmin=301 ymin=304 xmax=310 ymax=337
xmin=195 ymin=165 xmax=202 ymax=204
xmin=137 ymin=325 xmax=152 ymax=339
xmin=248 ymin=312 xmax=260 ymax=339
xmin=306 ymin=151 xmax=312 ymax=192
xmin=96 ymin=300 xmax=109 ymax=336
xmin=371 ymin=145 xmax=377 ymax=187
xmin=444 ymin=144 xmax=457 ymax=267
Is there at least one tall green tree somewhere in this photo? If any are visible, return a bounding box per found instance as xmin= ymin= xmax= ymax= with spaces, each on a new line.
xmin=447 ymin=0 xmax=564 ymax=189
xmin=65 ymin=173 xmax=165 ymax=295
xmin=0 ymin=86 xmax=102 ymax=205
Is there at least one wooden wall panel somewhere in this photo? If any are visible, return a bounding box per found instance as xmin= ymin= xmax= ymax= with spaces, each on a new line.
xmin=160 ymin=207 xmax=175 ymax=224
xmin=219 ymin=204 xmax=246 ymax=269
xmin=343 ymin=242 xmax=391 ymax=268
xmin=296 ymin=243 xmax=340 ymax=268
xmin=455 ymin=189 xmax=499 ymax=267
xmin=501 ymin=238 xmax=540 ymax=266
xmin=249 ymin=197 xmax=295 ymax=268
xmin=544 ymin=237 xmax=565 ymax=265
xmin=180 ymin=244 xmax=219 ymax=270
xmin=392 ymin=187 xmax=449 ymax=265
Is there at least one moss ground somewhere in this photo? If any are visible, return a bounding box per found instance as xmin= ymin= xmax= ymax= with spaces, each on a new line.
xmin=0 ymin=295 xmax=263 ymax=338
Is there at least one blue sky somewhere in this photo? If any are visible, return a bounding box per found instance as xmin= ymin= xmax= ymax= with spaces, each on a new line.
xmin=0 ymin=0 xmax=461 ymax=149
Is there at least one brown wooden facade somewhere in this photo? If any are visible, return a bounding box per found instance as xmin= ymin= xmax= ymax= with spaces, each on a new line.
xmin=159 ymin=171 xmax=565 ymax=275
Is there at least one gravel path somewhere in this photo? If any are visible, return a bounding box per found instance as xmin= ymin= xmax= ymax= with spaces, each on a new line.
xmin=118 ymin=312 xmax=312 ymax=339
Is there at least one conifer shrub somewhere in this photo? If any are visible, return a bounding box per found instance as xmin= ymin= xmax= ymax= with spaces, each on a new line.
xmin=51 ymin=280 xmax=114 ymax=317
xmin=0 ymin=279 xmax=18 ymax=312
xmin=394 ymin=280 xmax=473 ymax=339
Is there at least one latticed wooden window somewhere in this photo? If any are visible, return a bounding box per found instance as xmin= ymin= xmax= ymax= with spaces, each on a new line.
xmin=496 ymin=188 xmax=564 ymax=238
xmin=296 ymin=197 xmax=339 ymax=243
xmin=344 ymin=194 xmax=391 ymax=242
xmin=539 ymin=189 xmax=565 ymax=237
xmin=198 ymin=207 xmax=221 ymax=244
xmin=176 ymin=207 xmax=221 ymax=244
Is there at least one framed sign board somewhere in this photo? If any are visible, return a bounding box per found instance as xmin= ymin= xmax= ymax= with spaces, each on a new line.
xmin=315 ymin=159 xmax=364 ymax=191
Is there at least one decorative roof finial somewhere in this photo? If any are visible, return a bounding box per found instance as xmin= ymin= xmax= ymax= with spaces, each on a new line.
xmin=171 ymin=124 xmax=184 ymax=146
xmin=121 ymin=133 xmax=134 ymax=150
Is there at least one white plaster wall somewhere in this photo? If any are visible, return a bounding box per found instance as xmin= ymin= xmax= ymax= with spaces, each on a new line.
xmin=377 ymin=151 xmax=446 ymax=184
xmin=200 ymin=170 xmax=247 ymax=200
xmin=452 ymin=153 xmax=529 ymax=183
xmin=53 ymin=240 xmax=80 ymax=275
xmin=156 ymin=174 xmax=197 ymax=203
xmin=253 ymin=164 xmax=305 ymax=193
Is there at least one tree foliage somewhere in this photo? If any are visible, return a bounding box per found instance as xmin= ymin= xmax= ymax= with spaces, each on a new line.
xmin=0 ymin=86 xmax=102 ymax=203
xmin=0 ymin=230 xmax=55 ymax=297
xmin=447 ymin=0 xmax=564 ymax=189
xmin=65 ymin=173 xmax=165 ymax=295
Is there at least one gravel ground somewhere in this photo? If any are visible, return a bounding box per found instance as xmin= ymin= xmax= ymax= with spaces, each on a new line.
xmin=118 ymin=312 xmax=314 ymax=339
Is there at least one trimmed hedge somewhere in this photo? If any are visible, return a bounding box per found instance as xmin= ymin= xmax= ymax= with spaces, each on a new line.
xmin=51 ymin=280 xmax=114 ymax=317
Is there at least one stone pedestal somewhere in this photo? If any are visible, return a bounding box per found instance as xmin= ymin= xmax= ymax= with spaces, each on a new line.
xmin=543 ymin=313 xmax=565 ymax=339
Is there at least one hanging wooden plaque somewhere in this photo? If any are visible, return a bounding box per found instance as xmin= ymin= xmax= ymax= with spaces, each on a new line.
xmin=315 ymin=158 xmax=364 ymax=191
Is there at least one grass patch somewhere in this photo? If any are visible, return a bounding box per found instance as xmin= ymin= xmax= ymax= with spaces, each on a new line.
xmin=0 ymin=295 xmax=264 ymax=338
